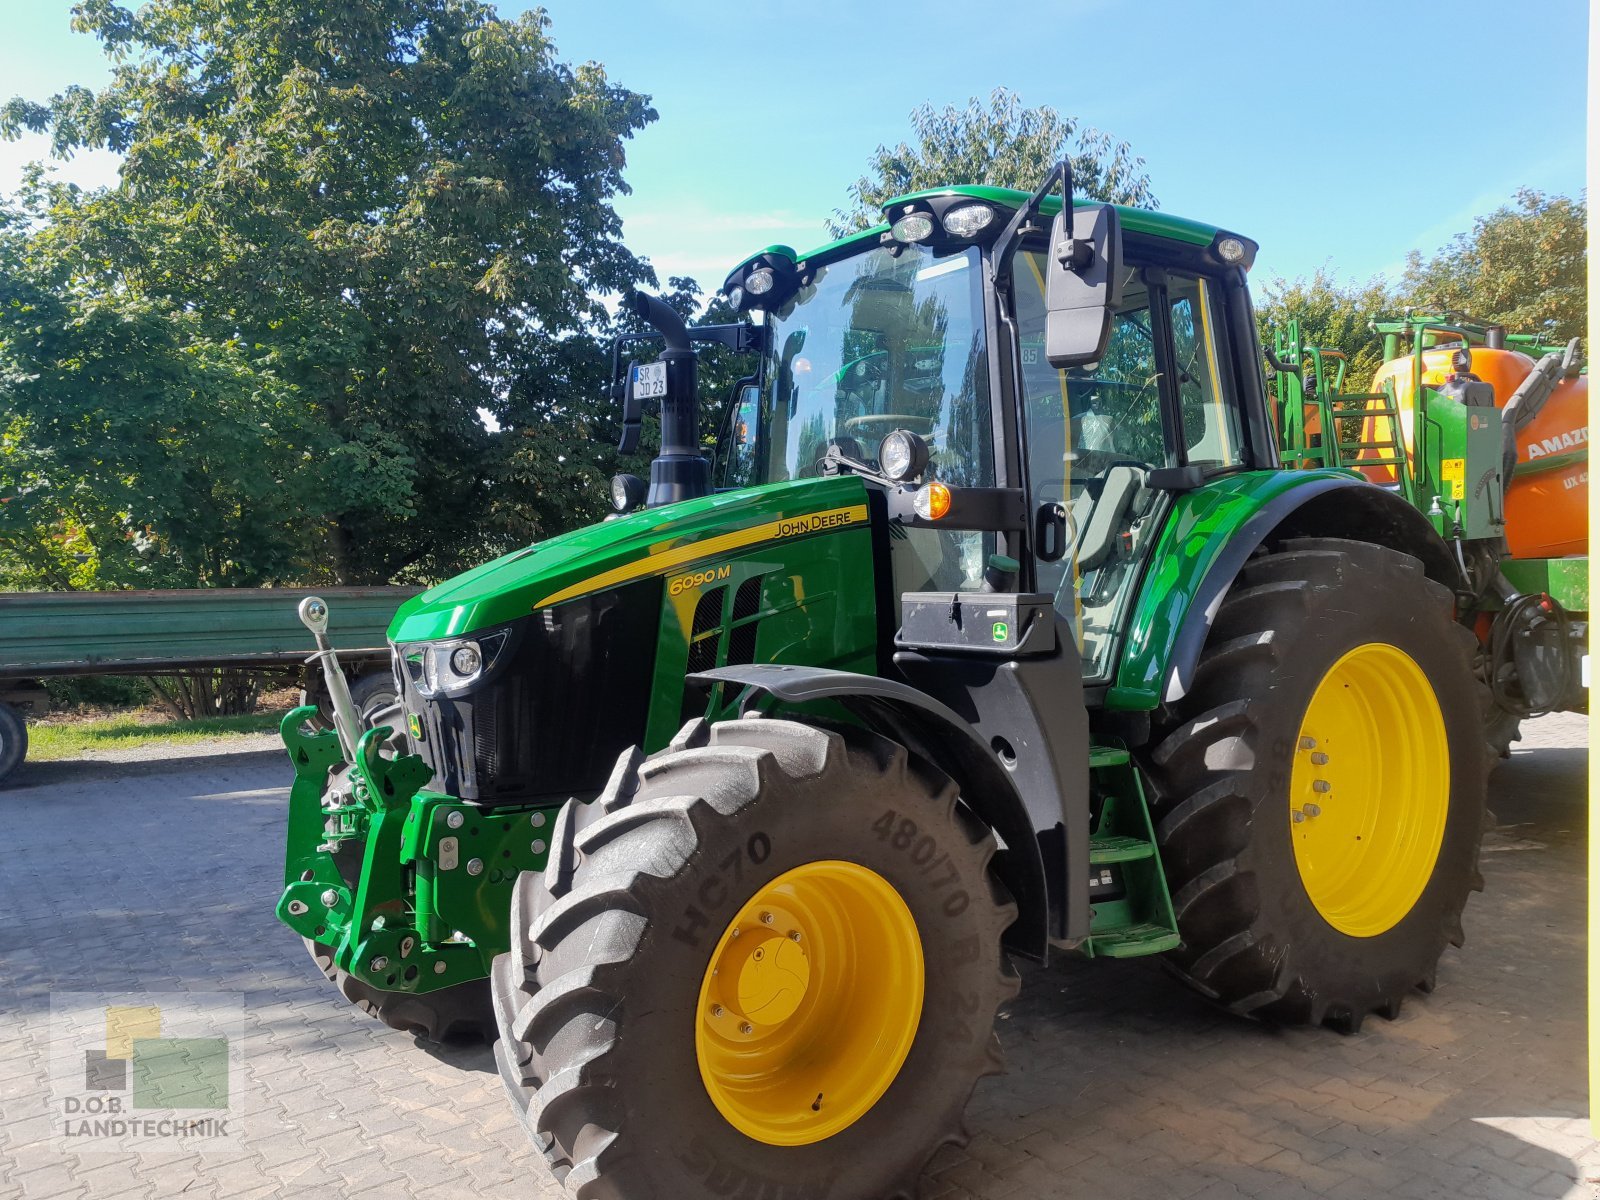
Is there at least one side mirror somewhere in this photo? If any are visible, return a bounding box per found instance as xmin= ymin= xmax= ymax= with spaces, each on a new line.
xmin=618 ymin=358 xmax=644 ymax=453
xmin=1045 ymin=204 xmax=1123 ymax=369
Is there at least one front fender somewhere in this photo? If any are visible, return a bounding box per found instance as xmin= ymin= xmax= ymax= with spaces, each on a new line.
xmin=692 ymin=663 xmax=1051 ymax=962
xmin=1108 ymin=470 xmax=1455 ymax=711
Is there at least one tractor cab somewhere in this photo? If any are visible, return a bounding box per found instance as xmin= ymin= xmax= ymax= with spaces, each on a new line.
xmin=697 ymin=175 xmax=1272 ymax=683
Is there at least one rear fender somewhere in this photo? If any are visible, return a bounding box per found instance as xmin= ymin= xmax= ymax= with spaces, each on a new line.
xmin=1109 ymin=471 xmax=1456 ymax=711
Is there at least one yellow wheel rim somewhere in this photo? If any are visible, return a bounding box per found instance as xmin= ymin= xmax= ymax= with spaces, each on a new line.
xmin=695 ymin=860 xmax=924 ymax=1145
xmin=1290 ymin=642 xmax=1450 ymax=938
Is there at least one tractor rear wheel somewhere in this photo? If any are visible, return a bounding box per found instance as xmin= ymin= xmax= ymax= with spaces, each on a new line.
xmin=304 ymin=939 xmax=491 ymax=1042
xmin=1147 ymin=538 xmax=1487 ymax=1031
xmin=492 ymin=718 xmax=1017 ymax=1199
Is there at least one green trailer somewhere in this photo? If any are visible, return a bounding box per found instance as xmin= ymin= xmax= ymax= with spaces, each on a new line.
xmin=0 ymin=585 xmax=418 ymax=784
xmin=276 ymin=167 xmax=1496 ymax=1199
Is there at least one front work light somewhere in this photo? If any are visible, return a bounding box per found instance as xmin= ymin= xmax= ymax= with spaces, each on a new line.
xmin=942 ymin=203 xmax=994 ymax=238
xmin=891 ymin=212 xmax=935 ymax=243
xmin=745 ymin=267 xmax=776 ymax=296
xmin=1216 ymin=236 xmax=1247 ymax=265
xmin=878 ymin=430 xmax=930 ymax=482
xmin=725 ymin=285 xmax=745 ymax=311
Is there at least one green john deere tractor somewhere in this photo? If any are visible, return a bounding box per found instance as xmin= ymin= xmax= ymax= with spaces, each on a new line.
xmin=277 ymin=164 xmax=1489 ymax=1199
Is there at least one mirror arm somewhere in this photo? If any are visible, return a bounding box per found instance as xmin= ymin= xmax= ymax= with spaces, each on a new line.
xmin=991 ymin=158 xmax=1076 ymax=294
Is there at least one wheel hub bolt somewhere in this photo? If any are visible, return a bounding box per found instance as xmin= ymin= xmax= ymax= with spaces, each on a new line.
xmin=788 ymin=930 xmax=802 ymax=942
xmin=1311 ymin=752 xmax=1329 ymax=765
xmin=1312 ymin=780 xmax=1331 ymax=794
xmin=759 ymin=911 xmax=774 ymax=925
xmin=1303 ymin=803 xmax=1323 ymax=818
xmin=740 ymin=1022 xmax=753 ymax=1035
xmin=711 ymin=1005 xmax=724 ymax=1017
xmin=1299 ymin=736 xmax=1317 ymax=750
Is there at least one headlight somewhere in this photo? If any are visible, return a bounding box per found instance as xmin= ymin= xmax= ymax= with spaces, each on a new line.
xmin=725 ymin=285 xmax=745 ymax=310
xmin=399 ymin=630 xmax=510 ymax=697
xmin=745 ymin=268 xmax=775 ymax=296
xmin=942 ymin=203 xmax=994 ymax=238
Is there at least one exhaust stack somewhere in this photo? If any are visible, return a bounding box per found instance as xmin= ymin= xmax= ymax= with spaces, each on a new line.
xmin=625 ymin=293 xmax=711 ymax=507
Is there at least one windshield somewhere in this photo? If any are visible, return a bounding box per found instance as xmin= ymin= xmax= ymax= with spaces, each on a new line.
xmin=721 ymin=243 xmax=994 ymax=490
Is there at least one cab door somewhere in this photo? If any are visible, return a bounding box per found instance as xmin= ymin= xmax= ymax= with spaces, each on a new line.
xmin=1011 ymin=253 xmax=1247 ymax=681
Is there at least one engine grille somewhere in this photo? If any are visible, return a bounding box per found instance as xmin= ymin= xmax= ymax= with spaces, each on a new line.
xmin=400 ymin=580 xmax=661 ymax=805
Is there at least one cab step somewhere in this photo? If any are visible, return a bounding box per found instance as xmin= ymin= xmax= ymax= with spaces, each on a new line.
xmin=1085 ymin=922 xmax=1182 ymax=958
xmin=1089 ymin=834 xmax=1155 ymax=864
xmin=1080 ymin=744 xmax=1180 ymax=960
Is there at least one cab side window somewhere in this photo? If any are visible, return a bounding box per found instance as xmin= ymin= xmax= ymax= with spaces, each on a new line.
xmin=1166 ymin=275 xmax=1245 ymax=469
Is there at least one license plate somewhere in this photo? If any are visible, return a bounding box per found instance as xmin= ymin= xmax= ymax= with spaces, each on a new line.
xmin=631 ymin=361 xmax=668 ymax=400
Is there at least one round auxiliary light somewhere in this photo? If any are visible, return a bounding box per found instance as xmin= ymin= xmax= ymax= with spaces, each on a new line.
xmin=942 ymin=203 xmax=994 ymax=239
xmin=611 ymin=472 xmax=647 ymax=512
xmin=745 ymin=268 xmax=776 ymax=296
xmin=1216 ymin=236 xmax=1247 ymax=265
xmin=912 ymin=480 xmax=953 ymax=521
xmin=725 ymin=285 xmax=745 ymax=310
xmin=878 ymin=430 xmax=929 ymax=482
xmin=450 ymin=644 xmax=482 ymax=676
xmin=891 ymin=212 xmax=935 ymax=243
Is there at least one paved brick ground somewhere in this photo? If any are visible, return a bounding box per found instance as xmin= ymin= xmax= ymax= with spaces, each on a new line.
xmin=1 ymin=714 xmax=1593 ymax=1199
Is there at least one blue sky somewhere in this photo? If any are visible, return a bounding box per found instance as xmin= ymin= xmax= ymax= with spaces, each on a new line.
xmin=2 ymin=0 xmax=1588 ymax=294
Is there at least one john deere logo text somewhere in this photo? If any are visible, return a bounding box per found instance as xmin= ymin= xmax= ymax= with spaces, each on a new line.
xmin=669 ymin=564 xmax=732 ymax=596
xmin=774 ymin=510 xmax=858 ymax=539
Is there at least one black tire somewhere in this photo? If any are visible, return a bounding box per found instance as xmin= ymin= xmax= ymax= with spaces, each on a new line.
xmin=1145 ymin=537 xmax=1487 ymax=1032
xmin=1484 ymin=708 xmax=1522 ymax=764
xmin=492 ymin=717 xmax=1018 ymax=1200
xmin=0 ymin=703 xmax=27 ymax=786
xmin=304 ymin=938 xmax=491 ymax=1042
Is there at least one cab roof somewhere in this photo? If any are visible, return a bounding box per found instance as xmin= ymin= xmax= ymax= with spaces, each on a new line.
xmin=725 ymin=184 xmax=1244 ymax=281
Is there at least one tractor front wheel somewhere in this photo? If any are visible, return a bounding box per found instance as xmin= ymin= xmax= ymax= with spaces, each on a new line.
xmin=492 ymin=718 xmax=1017 ymax=1199
xmin=1147 ymin=538 xmax=1487 ymax=1032
xmin=304 ymin=939 xmax=491 ymax=1042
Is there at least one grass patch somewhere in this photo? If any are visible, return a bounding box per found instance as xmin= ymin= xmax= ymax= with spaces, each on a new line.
xmin=28 ymin=711 xmax=287 ymax=760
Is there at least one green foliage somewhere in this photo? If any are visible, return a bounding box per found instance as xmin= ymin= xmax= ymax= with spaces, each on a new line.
xmin=1 ymin=0 xmax=656 ymax=587
xmin=1256 ymin=190 xmax=1587 ymax=406
xmin=1400 ymin=189 xmax=1587 ymax=343
xmin=1254 ymin=268 xmax=1393 ymax=390
xmin=831 ymin=88 xmax=1157 ymax=237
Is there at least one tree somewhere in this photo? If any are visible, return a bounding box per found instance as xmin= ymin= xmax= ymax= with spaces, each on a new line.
xmin=1254 ymin=268 xmax=1395 ymax=392
xmin=487 ymin=275 xmax=752 ymax=546
xmin=1400 ymin=189 xmax=1587 ymax=343
xmin=830 ymin=88 xmax=1156 ymax=237
xmin=1 ymin=0 xmax=656 ymax=587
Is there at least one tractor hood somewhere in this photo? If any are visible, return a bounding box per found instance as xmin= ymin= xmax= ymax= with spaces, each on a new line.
xmin=389 ymin=475 xmax=872 ymax=643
